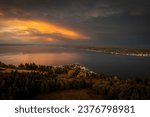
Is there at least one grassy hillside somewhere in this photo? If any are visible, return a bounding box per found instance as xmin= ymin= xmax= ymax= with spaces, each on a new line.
xmin=0 ymin=62 xmax=150 ymax=100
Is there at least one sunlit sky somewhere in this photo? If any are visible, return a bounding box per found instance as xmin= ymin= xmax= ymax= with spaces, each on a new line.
xmin=0 ymin=0 xmax=150 ymax=47
xmin=0 ymin=19 xmax=89 ymax=43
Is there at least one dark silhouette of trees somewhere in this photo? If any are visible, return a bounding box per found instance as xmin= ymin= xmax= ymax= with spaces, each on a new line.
xmin=0 ymin=62 xmax=150 ymax=100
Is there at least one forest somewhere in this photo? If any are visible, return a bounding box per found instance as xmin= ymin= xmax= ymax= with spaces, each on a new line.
xmin=0 ymin=61 xmax=150 ymax=100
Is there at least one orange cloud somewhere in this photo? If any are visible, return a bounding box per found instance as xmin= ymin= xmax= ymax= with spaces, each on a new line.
xmin=47 ymin=38 xmax=58 ymax=42
xmin=0 ymin=19 xmax=89 ymax=43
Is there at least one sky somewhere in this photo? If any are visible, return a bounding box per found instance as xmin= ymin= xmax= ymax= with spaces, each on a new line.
xmin=0 ymin=0 xmax=150 ymax=47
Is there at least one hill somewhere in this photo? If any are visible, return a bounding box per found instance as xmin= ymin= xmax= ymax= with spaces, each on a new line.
xmin=0 ymin=62 xmax=150 ymax=100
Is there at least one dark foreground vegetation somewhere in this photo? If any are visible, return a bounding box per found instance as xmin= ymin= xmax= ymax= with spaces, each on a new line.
xmin=0 ymin=61 xmax=150 ymax=100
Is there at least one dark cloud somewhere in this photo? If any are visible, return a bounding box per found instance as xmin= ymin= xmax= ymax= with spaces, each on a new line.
xmin=1 ymin=0 xmax=149 ymax=21
xmin=0 ymin=0 xmax=150 ymax=47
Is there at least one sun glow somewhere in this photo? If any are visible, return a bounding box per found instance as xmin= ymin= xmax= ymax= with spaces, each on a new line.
xmin=0 ymin=19 xmax=89 ymax=43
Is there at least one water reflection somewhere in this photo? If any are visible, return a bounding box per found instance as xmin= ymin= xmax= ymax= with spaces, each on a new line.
xmin=0 ymin=53 xmax=80 ymax=66
xmin=0 ymin=45 xmax=150 ymax=78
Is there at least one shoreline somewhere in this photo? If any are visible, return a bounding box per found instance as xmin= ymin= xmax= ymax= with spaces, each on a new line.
xmin=81 ymin=49 xmax=150 ymax=57
xmin=0 ymin=61 xmax=150 ymax=100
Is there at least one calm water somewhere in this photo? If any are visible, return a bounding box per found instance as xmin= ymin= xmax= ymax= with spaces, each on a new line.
xmin=0 ymin=45 xmax=150 ymax=78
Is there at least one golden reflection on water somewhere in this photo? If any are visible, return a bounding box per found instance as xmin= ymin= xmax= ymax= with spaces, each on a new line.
xmin=0 ymin=53 xmax=80 ymax=66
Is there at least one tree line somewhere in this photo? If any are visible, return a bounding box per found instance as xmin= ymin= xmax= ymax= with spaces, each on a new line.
xmin=0 ymin=62 xmax=150 ymax=100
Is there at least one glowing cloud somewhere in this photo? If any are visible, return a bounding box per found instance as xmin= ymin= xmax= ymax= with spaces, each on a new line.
xmin=0 ymin=19 xmax=89 ymax=43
